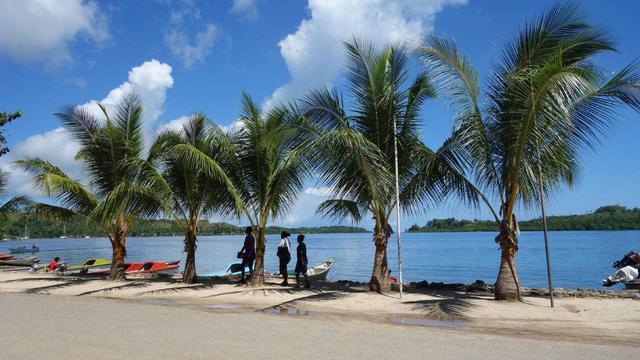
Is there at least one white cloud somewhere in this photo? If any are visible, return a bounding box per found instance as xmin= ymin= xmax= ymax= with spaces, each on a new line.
xmin=165 ymin=1 xmax=217 ymax=68
xmin=304 ymin=186 xmax=332 ymax=197
xmin=3 ymin=59 xmax=174 ymax=198
xmin=0 ymin=0 xmax=109 ymax=66
xmin=0 ymin=127 xmax=82 ymax=197
xmin=265 ymin=0 xmax=466 ymax=108
xmin=79 ymin=59 xmax=174 ymax=126
xmin=156 ymin=116 xmax=190 ymax=134
xmin=230 ymin=0 xmax=260 ymax=21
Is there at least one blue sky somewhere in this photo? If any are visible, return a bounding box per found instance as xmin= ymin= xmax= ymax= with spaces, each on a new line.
xmin=0 ymin=0 xmax=639 ymax=228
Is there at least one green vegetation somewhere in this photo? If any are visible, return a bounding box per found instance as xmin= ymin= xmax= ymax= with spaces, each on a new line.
xmin=0 ymin=214 xmax=367 ymax=239
xmin=408 ymin=205 xmax=640 ymax=232
xmin=418 ymin=3 xmax=640 ymax=300
xmin=0 ymin=110 xmax=21 ymax=156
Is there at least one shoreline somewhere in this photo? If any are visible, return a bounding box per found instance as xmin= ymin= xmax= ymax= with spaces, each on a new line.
xmin=0 ymin=269 xmax=638 ymax=350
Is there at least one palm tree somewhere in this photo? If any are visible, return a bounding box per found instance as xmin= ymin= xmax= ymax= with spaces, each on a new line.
xmin=299 ymin=40 xmax=479 ymax=293
xmin=149 ymin=114 xmax=242 ymax=284
xmin=0 ymin=172 xmax=30 ymax=227
xmin=16 ymin=93 xmax=171 ymax=279
xmin=232 ymin=93 xmax=309 ymax=286
xmin=417 ymin=3 xmax=640 ymax=300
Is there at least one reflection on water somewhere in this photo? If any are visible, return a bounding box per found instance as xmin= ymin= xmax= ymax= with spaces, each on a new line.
xmin=263 ymin=306 xmax=319 ymax=316
xmin=203 ymin=303 xmax=243 ymax=310
xmin=3 ymin=230 xmax=639 ymax=289
xmin=137 ymin=298 xmax=176 ymax=305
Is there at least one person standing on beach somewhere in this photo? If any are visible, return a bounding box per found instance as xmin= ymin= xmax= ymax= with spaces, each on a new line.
xmin=295 ymin=234 xmax=310 ymax=288
xmin=277 ymin=231 xmax=292 ymax=286
xmin=239 ymin=226 xmax=256 ymax=283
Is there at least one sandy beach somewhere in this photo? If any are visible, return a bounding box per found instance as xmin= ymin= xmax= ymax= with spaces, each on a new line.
xmin=0 ymin=270 xmax=638 ymax=359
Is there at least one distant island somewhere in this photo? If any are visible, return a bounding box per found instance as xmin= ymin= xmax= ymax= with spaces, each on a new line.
xmin=407 ymin=205 xmax=640 ymax=232
xmin=1 ymin=214 xmax=368 ymax=239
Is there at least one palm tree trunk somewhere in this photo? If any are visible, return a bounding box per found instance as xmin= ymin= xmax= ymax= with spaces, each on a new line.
xmin=252 ymin=226 xmax=266 ymax=286
xmin=494 ymin=224 xmax=520 ymax=300
xmin=182 ymin=228 xmax=197 ymax=284
xmin=369 ymin=227 xmax=390 ymax=293
xmin=110 ymin=231 xmax=126 ymax=280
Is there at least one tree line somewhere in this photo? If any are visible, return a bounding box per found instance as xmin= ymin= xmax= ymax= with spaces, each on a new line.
xmin=0 ymin=213 xmax=367 ymax=239
xmin=2 ymin=3 xmax=639 ymax=300
xmin=408 ymin=205 xmax=640 ymax=232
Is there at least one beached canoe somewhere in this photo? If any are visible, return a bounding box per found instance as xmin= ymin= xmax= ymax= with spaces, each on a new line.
xmin=200 ymin=263 xmax=270 ymax=278
xmin=125 ymin=260 xmax=180 ymax=278
xmin=9 ymin=246 xmax=39 ymax=254
xmin=275 ymin=259 xmax=334 ymax=282
xmin=0 ymin=256 xmax=39 ymax=266
xmin=0 ymin=253 xmax=15 ymax=260
xmin=65 ymin=258 xmax=111 ymax=274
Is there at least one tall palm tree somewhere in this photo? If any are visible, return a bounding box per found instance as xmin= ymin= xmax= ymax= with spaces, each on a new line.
xmin=16 ymin=93 xmax=171 ymax=279
xmin=299 ymin=40 xmax=479 ymax=293
xmin=0 ymin=172 xmax=30 ymax=226
xmin=417 ymin=3 xmax=640 ymax=300
xmin=149 ymin=114 xmax=242 ymax=284
xmin=232 ymin=93 xmax=309 ymax=286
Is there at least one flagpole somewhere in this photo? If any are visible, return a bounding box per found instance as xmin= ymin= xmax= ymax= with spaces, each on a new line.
xmin=393 ymin=115 xmax=404 ymax=298
xmin=537 ymin=162 xmax=554 ymax=308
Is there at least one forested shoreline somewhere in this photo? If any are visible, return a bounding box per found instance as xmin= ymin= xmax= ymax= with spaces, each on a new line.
xmin=407 ymin=205 xmax=640 ymax=232
xmin=0 ymin=214 xmax=368 ymax=239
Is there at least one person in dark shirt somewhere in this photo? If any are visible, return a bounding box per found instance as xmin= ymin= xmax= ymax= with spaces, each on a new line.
xmin=295 ymin=234 xmax=310 ymax=288
xmin=239 ymin=226 xmax=256 ymax=283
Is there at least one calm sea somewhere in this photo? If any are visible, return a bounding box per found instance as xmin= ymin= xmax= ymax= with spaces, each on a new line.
xmin=2 ymin=230 xmax=638 ymax=289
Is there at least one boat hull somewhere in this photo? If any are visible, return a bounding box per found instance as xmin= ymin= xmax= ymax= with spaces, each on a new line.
xmin=0 ymin=257 xmax=39 ymax=266
xmin=275 ymin=259 xmax=334 ymax=282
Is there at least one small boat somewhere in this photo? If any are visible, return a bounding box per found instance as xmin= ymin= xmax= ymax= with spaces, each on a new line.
xmin=66 ymin=258 xmax=111 ymax=274
xmin=275 ymin=259 xmax=334 ymax=282
xmin=9 ymin=246 xmax=39 ymax=254
xmin=603 ymin=251 xmax=640 ymax=288
xmin=0 ymin=256 xmax=39 ymax=266
xmin=125 ymin=260 xmax=180 ymax=278
xmin=0 ymin=253 xmax=15 ymax=260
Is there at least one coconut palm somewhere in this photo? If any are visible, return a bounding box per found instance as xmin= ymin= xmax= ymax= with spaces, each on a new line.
xmin=232 ymin=93 xmax=309 ymax=286
xmin=417 ymin=3 xmax=640 ymax=300
xmin=16 ymin=93 xmax=171 ymax=279
xmin=0 ymin=172 xmax=30 ymax=226
xmin=149 ymin=114 xmax=242 ymax=284
xmin=299 ymin=40 xmax=480 ymax=292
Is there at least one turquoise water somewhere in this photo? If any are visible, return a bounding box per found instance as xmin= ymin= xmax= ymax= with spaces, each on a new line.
xmin=2 ymin=230 xmax=638 ymax=289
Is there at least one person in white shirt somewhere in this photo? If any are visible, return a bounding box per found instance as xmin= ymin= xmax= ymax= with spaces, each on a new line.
xmin=277 ymin=231 xmax=292 ymax=286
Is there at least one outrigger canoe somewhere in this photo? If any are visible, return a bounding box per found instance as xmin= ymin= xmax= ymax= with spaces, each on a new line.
xmin=0 ymin=256 xmax=39 ymax=266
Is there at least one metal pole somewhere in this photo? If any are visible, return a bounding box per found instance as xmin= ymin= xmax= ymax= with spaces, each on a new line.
xmin=537 ymin=163 xmax=554 ymax=307
xmin=392 ymin=115 xmax=404 ymax=298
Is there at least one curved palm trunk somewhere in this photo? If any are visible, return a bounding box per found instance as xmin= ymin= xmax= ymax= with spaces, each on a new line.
xmin=251 ymin=227 xmax=266 ymax=286
xmin=494 ymin=224 xmax=520 ymax=300
xmin=110 ymin=231 xmax=127 ymax=280
xmin=182 ymin=223 xmax=197 ymax=284
xmin=369 ymin=226 xmax=390 ymax=293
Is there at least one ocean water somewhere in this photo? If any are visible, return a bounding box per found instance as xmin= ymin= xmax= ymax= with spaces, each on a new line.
xmin=2 ymin=230 xmax=638 ymax=289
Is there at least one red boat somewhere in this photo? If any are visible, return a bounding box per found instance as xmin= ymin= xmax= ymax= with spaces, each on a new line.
xmin=86 ymin=260 xmax=180 ymax=278
xmin=125 ymin=260 xmax=180 ymax=278
xmin=0 ymin=253 xmax=15 ymax=260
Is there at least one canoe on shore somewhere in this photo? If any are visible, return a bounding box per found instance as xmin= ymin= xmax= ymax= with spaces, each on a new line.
xmin=0 ymin=253 xmax=15 ymax=260
xmin=65 ymin=258 xmax=111 ymax=274
xmin=275 ymin=259 xmax=334 ymax=282
xmin=81 ymin=260 xmax=180 ymax=278
xmin=0 ymin=256 xmax=39 ymax=267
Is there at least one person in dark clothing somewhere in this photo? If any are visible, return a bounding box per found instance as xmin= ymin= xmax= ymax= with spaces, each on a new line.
xmin=295 ymin=234 xmax=310 ymax=288
xmin=239 ymin=226 xmax=256 ymax=283
xmin=277 ymin=231 xmax=291 ymax=286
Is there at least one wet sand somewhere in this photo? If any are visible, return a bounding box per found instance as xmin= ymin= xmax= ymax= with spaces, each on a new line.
xmin=0 ymin=270 xmax=638 ymax=359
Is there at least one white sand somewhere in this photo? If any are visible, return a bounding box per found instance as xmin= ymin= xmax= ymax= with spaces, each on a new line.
xmin=0 ymin=270 xmax=638 ymax=359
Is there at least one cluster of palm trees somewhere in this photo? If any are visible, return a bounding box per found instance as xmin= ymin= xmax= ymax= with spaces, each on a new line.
xmin=10 ymin=3 xmax=640 ymax=299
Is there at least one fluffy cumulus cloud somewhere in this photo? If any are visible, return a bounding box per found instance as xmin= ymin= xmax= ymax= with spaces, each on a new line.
xmin=265 ymin=0 xmax=466 ymax=108
xmin=79 ymin=59 xmax=174 ymax=126
xmin=1 ymin=59 xmax=174 ymax=198
xmin=230 ymin=0 xmax=260 ymax=21
xmin=165 ymin=0 xmax=218 ymax=68
xmin=0 ymin=0 xmax=109 ymax=66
